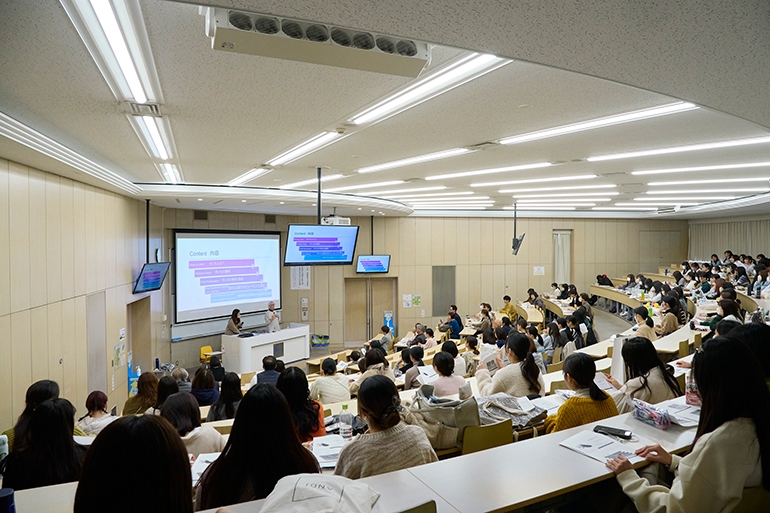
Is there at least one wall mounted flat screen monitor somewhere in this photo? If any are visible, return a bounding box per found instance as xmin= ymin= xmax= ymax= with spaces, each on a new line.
xmin=284 ymin=224 xmax=359 ymax=266
xmin=356 ymin=255 xmax=391 ymax=274
xmin=133 ymin=262 xmax=171 ymax=293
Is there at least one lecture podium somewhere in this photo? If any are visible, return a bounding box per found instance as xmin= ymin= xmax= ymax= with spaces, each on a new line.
xmin=221 ymin=323 xmax=310 ymax=374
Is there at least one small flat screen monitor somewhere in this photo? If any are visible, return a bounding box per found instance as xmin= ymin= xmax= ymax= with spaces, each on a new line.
xmin=284 ymin=224 xmax=359 ymax=265
xmin=133 ymin=262 xmax=171 ymax=293
xmin=356 ymin=255 xmax=391 ymax=274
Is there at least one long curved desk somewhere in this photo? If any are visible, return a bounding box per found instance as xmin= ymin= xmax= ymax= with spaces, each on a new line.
xmin=514 ymin=302 xmax=544 ymax=325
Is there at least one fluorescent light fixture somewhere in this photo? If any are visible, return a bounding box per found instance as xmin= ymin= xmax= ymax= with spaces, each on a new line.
xmin=648 ymin=177 xmax=769 ymax=186
xmin=278 ymin=174 xmax=344 ymax=189
xmin=615 ymin=202 xmax=699 ymax=207
xmin=588 ymin=135 xmax=770 ymax=162
xmin=593 ymin=207 xmax=657 ymax=211
xmin=500 ymin=102 xmax=697 ymax=145
xmin=515 ymin=199 xmax=609 ymax=204
xmin=410 ymin=203 xmax=495 ymax=207
xmin=227 ymin=168 xmax=272 ymax=186
xmin=351 ymin=53 xmax=509 ymax=125
xmin=505 ymin=206 xmax=576 ymax=211
xmin=141 ymin=116 xmax=169 ymax=160
xmin=412 ymin=206 xmax=488 ymax=210
xmin=471 ymin=174 xmax=597 ymax=188
xmin=500 ymin=184 xmax=617 ymax=194
xmin=425 ymin=162 xmax=552 ymax=181
xmin=631 ymin=161 xmax=770 ymax=176
xmin=513 ymin=192 xmax=620 ymax=199
xmin=634 ymin=196 xmax=734 ymax=201
xmin=325 ymin=180 xmax=405 ymax=193
xmin=371 ymin=186 xmax=448 ymax=196
xmin=408 ymin=199 xmax=495 ymax=205
xmin=383 ymin=192 xmax=478 ymax=200
xmin=0 ymin=111 xmax=141 ymax=194
xmin=159 ymin=163 xmax=181 ymax=184
xmin=512 ymin=203 xmax=597 ymax=208
xmin=647 ymin=188 xmax=770 ymax=194
xmin=267 ymin=132 xmax=342 ymax=167
xmin=357 ymin=148 xmax=472 ymax=174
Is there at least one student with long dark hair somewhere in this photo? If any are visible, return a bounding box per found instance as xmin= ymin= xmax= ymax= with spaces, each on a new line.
xmin=195 ymin=384 xmax=320 ymax=509
xmin=78 ymin=390 xmax=118 ymax=435
xmin=190 ymin=368 xmax=219 ymax=407
xmin=206 ymin=372 xmax=243 ymax=421
xmin=545 ymin=353 xmax=617 ymax=433
xmin=123 ymin=372 xmax=158 ymax=415
xmin=604 ymin=337 xmax=681 ymax=413
xmin=74 ymin=415 xmax=193 ymax=513
xmin=161 ymin=392 xmax=225 ymax=457
xmin=608 ymin=337 xmax=770 ymax=511
xmin=2 ymin=379 xmax=86 ymax=451
xmin=544 ymin=322 xmax=566 ymax=362
xmin=632 ymin=306 xmax=658 ymax=341
xmin=146 ymin=376 xmax=179 ymax=415
xmin=335 ymin=375 xmax=437 ymax=479
xmin=276 ymin=367 xmax=326 ymax=442
xmin=0 ymin=398 xmax=87 ymax=490
xmin=556 ymin=317 xmax=578 ymax=359
xmin=476 ymin=332 xmax=545 ymax=397
xmin=225 ymin=308 xmax=242 ymax=335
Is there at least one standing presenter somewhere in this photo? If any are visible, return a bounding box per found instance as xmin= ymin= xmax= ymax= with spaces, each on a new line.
xmin=266 ymin=301 xmax=281 ymax=332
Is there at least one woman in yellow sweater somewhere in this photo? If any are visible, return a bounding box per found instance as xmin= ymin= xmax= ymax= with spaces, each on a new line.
xmin=544 ymin=353 xmax=618 ymax=433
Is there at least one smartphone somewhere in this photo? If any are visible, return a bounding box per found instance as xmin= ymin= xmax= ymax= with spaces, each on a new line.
xmin=593 ymin=425 xmax=632 ymax=440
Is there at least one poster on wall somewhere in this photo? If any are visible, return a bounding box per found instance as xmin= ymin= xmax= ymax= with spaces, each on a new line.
xmin=412 ymin=294 xmax=422 ymax=306
xmin=384 ymin=311 xmax=395 ymax=337
xmin=290 ymin=266 xmax=311 ymax=290
xmin=402 ymin=294 xmax=412 ymax=308
xmin=533 ymin=266 xmax=546 ymax=276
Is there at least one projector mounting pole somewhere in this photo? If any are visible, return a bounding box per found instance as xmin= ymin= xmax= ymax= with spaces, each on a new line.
xmin=317 ymin=166 xmax=322 ymax=225
xmin=145 ymin=199 xmax=150 ymax=264
xmin=513 ymin=201 xmax=517 ymax=238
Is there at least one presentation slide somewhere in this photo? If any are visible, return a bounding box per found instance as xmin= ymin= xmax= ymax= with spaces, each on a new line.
xmin=284 ymin=224 xmax=359 ymax=265
xmin=175 ymin=231 xmax=281 ymax=323
xmin=133 ymin=262 xmax=171 ymax=293
xmin=356 ymin=255 xmax=391 ymax=273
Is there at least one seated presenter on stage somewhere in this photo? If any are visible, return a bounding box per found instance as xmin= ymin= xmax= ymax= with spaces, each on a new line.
xmin=225 ymin=309 xmax=242 ymax=335
xmin=266 ymin=301 xmax=280 ymax=332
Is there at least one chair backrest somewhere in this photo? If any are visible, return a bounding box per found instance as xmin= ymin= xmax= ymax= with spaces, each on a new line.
xmin=549 ymin=379 xmax=567 ymax=394
xmin=547 ymin=360 xmax=564 ymax=373
xmin=200 ymin=345 xmax=213 ymax=363
xmin=678 ymin=339 xmax=689 ymax=358
xmin=552 ymin=345 xmax=563 ymax=364
xmin=323 ymin=408 xmax=331 ymax=418
xmin=210 ymin=422 xmax=232 ymax=435
xmin=693 ymin=332 xmax=702 ymax=349
xmin=606 ymin=346 xmax=613 ymax=358
xmin=732 ymin=486 xmax=770 ymax=513
xmin=398 ymin=501 xmax=437 ymax=513
xmin=423 ymin=354 xmax=435 ymax=366
xmin=240 ymin=371 xmax=256 ymax=386
xmin=461 ymin=419 xmax=513 ymax=455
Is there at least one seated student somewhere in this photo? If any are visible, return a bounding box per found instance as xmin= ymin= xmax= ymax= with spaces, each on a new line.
xmin=366 ymin=325 xmax=392 ymax=353
xmin=420 ymin=327 xmax=438 ymax=349
xmin=190 ymin=368 xmax=220 ymax=407
xmin=346 ymin=350 xmax=363 ymax=374
xmin=527 ymin=325 xmax=550 ymax=363
xmin=195 ymin=384 xmax=320 ymax=509
xmin=461 ymin=336 xmax=480 ymax=377
xmin=671 ymin=270 xmax=686 ymax=288
xmin=543 ymin=322 xmax=565 ymax=363
xmin=566 ymin=314 xmax=585 ymax=349
xmin=172 ymin=367 xmax=192 ymax=393
xmin=349 ymin=348 xmax=396 ymax=396
xmin=431 ymin=352 xmax=467 ymax=397
xmin=654 ymin=296 xmax=681 ymax=338
xmin=557 ymin=283 xmax=570 ymax=300
xmin=501 ymin=315 xmax=514 ymax=335
xmin=499 ymin=294 xmax=517 ymax=319
xmin=3 ymin=380 xmax=87 ymax=452
xmin=440 ymin=313 xmax=461 ymax=339
xmin=607 ymin=337 xmax=770 ymax=512
xmin=515 ymin=317 xmax=528 ymax=334
xmin=632 ymin=306 xmax=658 ymax=341
xmin=752 ymin=267 xmax=770 ymax=297
xmin=274 ymin=359 xmax=286 ymax=374
xmin=145 ymin=376 xmax=179 ymax=415
xmin=250 ymin=355 xmax=281 ymax=387
xmin=396 ymin=348 xmax=414 ymax=374
xmin=161 ymin=392 xmax=225 ymax=457
xmin=123 ymin=372 xmax=159 ymax=415
xmin=728 ymin=323 xmax=770 ymax=391
xmin=74 ymin=416 xmax=193 ymax=513
xmin=335 ymin=375 xmax=437 ymax=479
xmin=545 ymin=353 xmax=618 ymax=433
xmin=402 ymin=346 xmax=425 ymax=391
xmin=483 ymin=328 xmax=500 ymax=348
xmin=309 ymin=358 xmax=351 ymax=405
xmin=0 ymin=398 xmax=87 ymax=491
xmin=206 ymin=372 xmax=243 ymax=422
xmin=409 ymin=324 xmax=427 ymax=347
xmin=733 ymin=265 xmax=751 ymax=287
xmin=476 ymin=333 xmax=545 ymax=397
xmin=547 ymin=282 xmax=561 ymax=298
xmin=472 ymin=309 xmax=492 ymax=334
xmin=556 ymin=317 xmax=579 ymax=359
xmin=526 ymin=290 xmax=546 ymax=311
xmin=441 ymin=340 xmax=466 ymax=377
xmin=277 ymin=367 xmax=326 ymax=442
xmin=577 ymin=293 xmax=593 ymax=320
xmin=604 ymin=337 xmax=682 ymax=413
xmin=693 ymin=298 xmax=743 ymax=332
xmin=77 ymin=390 xmax=118 ymax=436
xmin=209 ymin=356 xmax=225 ymax=386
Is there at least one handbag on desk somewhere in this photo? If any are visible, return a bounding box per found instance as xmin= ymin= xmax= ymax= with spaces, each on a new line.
xmin=475 ymin=393 xmax=547 ymax=431
xmin=409 ymin=384 xmax=480 ymax=446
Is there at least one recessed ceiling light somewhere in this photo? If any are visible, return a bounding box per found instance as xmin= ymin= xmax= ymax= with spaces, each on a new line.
xmin=279 ymin=201 xmax=285 ymax=204
xmin=425 ymin=162 xmax=552 ymax=181
xmin=500 ymin=184 xmax=617 ymax=193
xmin=357 ymin=148 xmax=472 ymax=174
xmin=197 ymin=198 xmax=203 ymax=201
xmin=325 ymin=180 xmax=405 ymax=193
xmin=278 ymin=174 xmax=345 ymax=189
xmin=631 ymin=161 xmax=770 ymax=176
xmin=500 ymin=102 xmax=697 ymax=146
xmin=587 ymin=135 xmax=770 ymax=162
xmin=648 ymin=177 xmax=769 ymax=186
xmin=241 ymin=199 xmax=247 ymax=203
xmin=371 ymin=210 xmax=375 ymax=212
xmin=358 ymin=207 xmax=362 ymax=210
xmin=312 ymin=204 xmax=316 ymax=206
xmin=471 ymin=174 xmax=597 ymax=188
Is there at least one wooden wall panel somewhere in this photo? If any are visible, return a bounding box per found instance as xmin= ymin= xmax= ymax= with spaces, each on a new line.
xmin=0 ymin=315 xmax=12 ymax=425
xmin=28 ymin=170 xmax=48 ymax=308
xmin=0 ymin=159 xmax=10 ymax=317
xmin=30 ymin=305 xmax=49 ymax=382
xmin=47 ymin=302 xmax=63 ymax=387
xmin=45 ymin=174 xmax=62 ymax=303
xmin=104 ymin=193 xmax=117 ymax=289
xmin=9 ymin=161 xmax=31 ymax=313
xmin=11 ymin=310 xmax=32 ymax=419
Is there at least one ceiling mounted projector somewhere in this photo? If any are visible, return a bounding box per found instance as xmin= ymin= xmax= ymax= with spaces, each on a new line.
xmin=202 ymin=8 xmax=431 ymax=77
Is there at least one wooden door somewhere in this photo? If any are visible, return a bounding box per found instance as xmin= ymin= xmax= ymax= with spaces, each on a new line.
xmin=344 ymin=279 xmax=368 ymax=345
xmin=371 ymin=278 xmax=397 ymax=337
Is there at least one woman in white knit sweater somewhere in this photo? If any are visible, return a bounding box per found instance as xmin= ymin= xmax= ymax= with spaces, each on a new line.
xmin=604 ymin=336 xmax=681 ymax=414
xmin=475 ymin=333 xmax=545 ymax=397
xmin=335 ymin=375 xmax=437 ymax=479
xmin=309 ymin=358 xmax=351 ymax=405
xmin=607 ymin=336 xmax=770 ymax=512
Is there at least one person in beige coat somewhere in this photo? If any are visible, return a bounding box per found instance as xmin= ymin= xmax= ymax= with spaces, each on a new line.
xmin=349 ymin=349 xmax=395 ymax=396
xmin=604 ymin=337 xmax=681 ymax=414
xmin=632 ymin=306 xmax=658 ymax=342
xmin=224 ymin=309 xmax=242 ymax=335
xmin=309 ymin=358 xmax=351 ymax=405
xmin=654 ymin=297 xmax=681 ymax=338
xmin=475 ymin=333 xmax=545 ymax=398
xmin=160 ymin=392 xmax=225 ymax=457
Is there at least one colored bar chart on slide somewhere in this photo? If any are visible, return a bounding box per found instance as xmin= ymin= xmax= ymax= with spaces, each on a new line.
xmin=284 ymin=225 xmax=359 ymax=265
xmin=356 ymin=255 xmax=391 ymax=273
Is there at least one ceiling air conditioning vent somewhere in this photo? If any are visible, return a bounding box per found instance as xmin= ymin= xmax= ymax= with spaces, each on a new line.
xmin=656 ymin=207 xmax=676 ymax=215
xmin=202 ymin=8 xmax=430 ymax=77
xmin=126 ymin=102 xmax=161 ymax=116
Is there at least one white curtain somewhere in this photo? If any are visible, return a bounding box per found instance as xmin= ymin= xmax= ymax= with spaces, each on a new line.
xmin=553 ymin=230 xmax=571 ymax=283
xmin=689 ymin=219 xmax=770 ymax=260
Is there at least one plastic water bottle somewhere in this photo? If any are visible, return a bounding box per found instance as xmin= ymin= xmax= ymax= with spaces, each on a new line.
xmin=339 ymin=404 xmax=353 ymax=441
